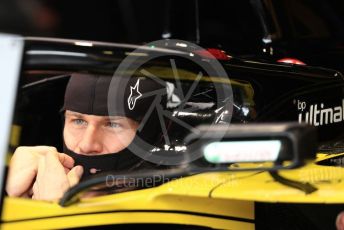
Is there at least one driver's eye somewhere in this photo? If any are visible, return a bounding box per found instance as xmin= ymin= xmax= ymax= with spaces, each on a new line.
xmin=72 ymin=118 xmax=87 ymax=126
xmin=106 ymin=121 xmax=122 ymax=129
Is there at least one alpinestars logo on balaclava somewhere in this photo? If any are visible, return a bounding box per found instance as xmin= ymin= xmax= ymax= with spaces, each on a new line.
xmin=128 ymin=79 xmax=142 ymax=110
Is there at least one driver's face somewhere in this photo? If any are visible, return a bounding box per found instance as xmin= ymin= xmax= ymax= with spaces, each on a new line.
xmin=63 ymin=110 xmax=139 ymax=155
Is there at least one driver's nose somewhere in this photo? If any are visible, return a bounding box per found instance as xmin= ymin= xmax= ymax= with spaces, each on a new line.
xmin=77 ymin=125 xmax=103 ymax=154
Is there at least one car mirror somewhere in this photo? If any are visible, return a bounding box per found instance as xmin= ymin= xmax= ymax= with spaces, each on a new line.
xmin=184 ymin=122 xmax=317 ymax=171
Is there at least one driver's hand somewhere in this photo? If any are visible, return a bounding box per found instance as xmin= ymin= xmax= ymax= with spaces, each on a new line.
xmin=32 ymin=150 xmax=83 ymax=201
xmin=6 ymin=146 xmax=82 ymax=200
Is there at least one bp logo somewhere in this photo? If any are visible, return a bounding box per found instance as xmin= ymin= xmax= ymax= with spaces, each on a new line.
xmin=108 ymin=39 xmax=233 ymax=166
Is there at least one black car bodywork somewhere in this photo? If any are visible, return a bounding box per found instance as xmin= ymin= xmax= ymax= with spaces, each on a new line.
xmin=17 ymin=37 xmax=344 ymax=153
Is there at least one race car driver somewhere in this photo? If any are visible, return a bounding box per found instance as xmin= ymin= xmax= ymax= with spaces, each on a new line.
xmin=6 ymin=73 xmax=166 ymax=201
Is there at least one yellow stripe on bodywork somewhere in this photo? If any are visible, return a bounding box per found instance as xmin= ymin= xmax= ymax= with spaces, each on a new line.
xmin=2 ymin=212 xmax=254 ymax=230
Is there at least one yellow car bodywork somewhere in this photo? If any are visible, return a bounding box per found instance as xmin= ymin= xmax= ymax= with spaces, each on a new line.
xmin=2 ymin=153 xmax=344 ymax=229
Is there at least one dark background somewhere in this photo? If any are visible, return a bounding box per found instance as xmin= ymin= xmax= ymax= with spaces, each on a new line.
xmin=0 ymin=0 xmax=194 ymax=42
xmin=1 ymin=0 xmax=344 ymax=58
xmin=0 ymin=0 xmax=264 ymax=53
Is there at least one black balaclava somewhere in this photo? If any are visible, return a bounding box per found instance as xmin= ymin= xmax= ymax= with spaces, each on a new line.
xmin=62 ymin=73 xmax=166 ymax=179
